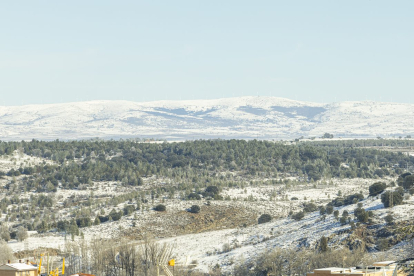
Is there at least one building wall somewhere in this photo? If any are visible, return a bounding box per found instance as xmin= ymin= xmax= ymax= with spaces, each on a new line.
xmin=307 ymin=270 xmax=400 ymax=276
xmin=0 ymin=271 xmax=16 ymax=276
xmin=0 ymin=270 xmax=38 ymax=276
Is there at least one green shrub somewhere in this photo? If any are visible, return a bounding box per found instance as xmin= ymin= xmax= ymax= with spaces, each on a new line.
xmin=303 ymin=203 xmax=318 ymax=212
xmin=354 ymin=207 xmax=368 ymax=223
xmin=109 ymin=209 xmax=122 ymax=221
xmin=258 ymin=214 xmax=272 ymax=224
xmin=154 ymin=204 xmax=166 ymax=212
xmin=326 ymin=205 xmax=334 ymax=215
xmin=292 ymin=211 xmax=305 ymax=221
xmin=403 ymin=175 xmax=414 ymax=190
xmin=188 ymin=193 xmax=201 ymax=200
xmin=397 ymin=172 xmax=411 ymax=186
xmin=384 ymin=214 xmax=394 ymax=225
xmin=369 ymin=182 xmax=387 ymax=196
xmin=123 ymin=205 xmax=135 ymax=215
xmin=320 ymin=236 xmax=328 ymax=252
xmin=202 ymin=186 xmax=220 ymax=198
xmin=205 ymin=186 xmax=219 ymax=194
xmin=339 ymin=216 xmax=347 ymax=225
xmin=319 ymin=206 xmax=326 ymax=215
xmin=189 ymin=205 xmax=201 ymax=214
xmin=376 ymin=238 xmax=390 ymax=251
xmin=330 ymin=193 xmax=363 ymax=207
xmin=381 ymin=188 xmax=404 ymax=208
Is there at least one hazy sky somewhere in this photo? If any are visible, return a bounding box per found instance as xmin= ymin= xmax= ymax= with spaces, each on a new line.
xmin=1 ymin=1 xmax=413 ymax=106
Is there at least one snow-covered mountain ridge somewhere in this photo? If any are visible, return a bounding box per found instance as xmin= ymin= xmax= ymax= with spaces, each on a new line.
xmin=0 ymin=97 xmax=413 ymax=140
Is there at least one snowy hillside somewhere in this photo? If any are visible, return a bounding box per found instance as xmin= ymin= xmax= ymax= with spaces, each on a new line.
xmin=7 ymin=178 xmax=414 ymax=273
xmin=0 ymin=97 xmax=413 ymax=140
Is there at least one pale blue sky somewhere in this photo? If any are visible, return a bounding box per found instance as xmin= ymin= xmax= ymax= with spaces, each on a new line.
xmin=1 ymin=1 xmax=413 ymax=106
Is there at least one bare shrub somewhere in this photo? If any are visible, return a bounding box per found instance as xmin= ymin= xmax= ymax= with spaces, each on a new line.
xmin=0 ymin=240 xmax=13 ymax=264
xmin=63 ymin=237 xmax=174 ymax=276
xmin=0 ymin=224 xmax=10 ymax=242
xmin=16 ymin=227 xmax=28 ymax=242
xmin=233 ymin=247 xmax=383 ymax=276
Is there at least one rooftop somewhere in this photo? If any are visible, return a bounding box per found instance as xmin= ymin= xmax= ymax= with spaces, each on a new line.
xmin=0 ymin=263 xmax=37 ymax=271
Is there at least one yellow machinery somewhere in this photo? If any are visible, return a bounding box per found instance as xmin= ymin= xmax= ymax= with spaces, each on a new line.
xmin=37 ymin=253 xmax=65 ymax=276
xmin=38 ymin=254 xmax=43 ymax=275
xmin=48 ymin=258 xmax=64 ymax=276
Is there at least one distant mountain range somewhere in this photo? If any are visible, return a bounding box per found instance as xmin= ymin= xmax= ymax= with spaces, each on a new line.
xmin=0 ymin=97 xmax=413 ymax=141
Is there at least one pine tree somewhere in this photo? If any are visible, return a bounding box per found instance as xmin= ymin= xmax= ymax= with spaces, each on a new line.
xmin=320 ymin=236 xmax=328 ymax=252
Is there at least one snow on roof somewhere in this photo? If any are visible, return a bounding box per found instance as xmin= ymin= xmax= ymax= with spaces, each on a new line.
xmin=314 ymin=267 xmax=350 ymax=272
xmin=0 ymin=263 xmax=37 ymax=271
xmin=372 ymin=261 xmax=396 ymax=266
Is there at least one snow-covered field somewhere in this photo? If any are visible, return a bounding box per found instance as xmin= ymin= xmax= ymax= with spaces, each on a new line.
xmin=1 ymin=97 xmax=414 ymax=140
xmin=0 ymin=151 xmax=54 ymax=172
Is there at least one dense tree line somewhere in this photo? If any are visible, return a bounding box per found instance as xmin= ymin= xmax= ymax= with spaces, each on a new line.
xmin=0 ymin=139 xmax=413 ymax=194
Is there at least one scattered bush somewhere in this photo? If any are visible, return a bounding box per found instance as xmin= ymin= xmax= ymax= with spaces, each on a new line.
xmin=98 ymin=215 xmax=109 ymax=223
xmin=222 ymin=243 xmax=231 ymax=253
xmin=233 ymin=245 xmax=371 ymax=276
xmin=76 ymin=217 xmax=92 ymax=227
xmin=0 ymin=225 xmax=10 ymax=241
xmin=354 ymin=207 xmax=369 ymax=223
xmin=381 ymin=188 xmax=404 ymax=208
xmin=369 ymin=182 xmax=387 ymax=196
xmin=189 ymin=205 xmax=200 ymax=214
xmin=376 ymin=238 xmax=390 ymax=251
xmin=188 ymin=193 xmax=201 ymax=200
xmin=154 ymin=204 xmax=166 ymax=212
xmin=16 ymin=227 xmax=28 ymax=241
xmin=258 ymin=214 xmax=272 ymax=224
xmin=384 ymin=213 xmax=394 ymax=225
xmin=0 ymin=240 xmax=13 ymax=264
xmin=320 ymin=236 xmax=328 ymax=252
xmin=330 ymin=193 xmax=364 ymax=207
xmin=303 ymin=203 xmax=318 ymax=213
xmin=202 ymin=186 xmax=221 ymax=199
xmin=403 ymin=175 xmax=414 ymax=190
xmin=339 ymin=216 xmax=347 ymax=225
xmin=205 ymin=186 xmax=219 ymax=194
xmin=109 ymin=209 xmax=122 ymax=221
xmin=123 ymin=205 xmax=135 ymax=215
xmin=326 ymin=205 xmax=334 ymax=215
xmin=292 ymin=211 xmax=305 ymax=221
xmin=319 ymin=206 xmax=326 ymax=215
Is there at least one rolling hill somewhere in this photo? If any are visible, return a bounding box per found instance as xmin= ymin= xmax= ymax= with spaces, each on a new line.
xmin=0 ymin=97 xmax=413 ymax=140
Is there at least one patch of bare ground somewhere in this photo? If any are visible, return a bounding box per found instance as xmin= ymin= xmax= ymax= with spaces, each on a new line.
xmin=14 ymin=248 xmax=61 ymax=259
xmin=123 ymin=205 xmax=256 ymax=239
